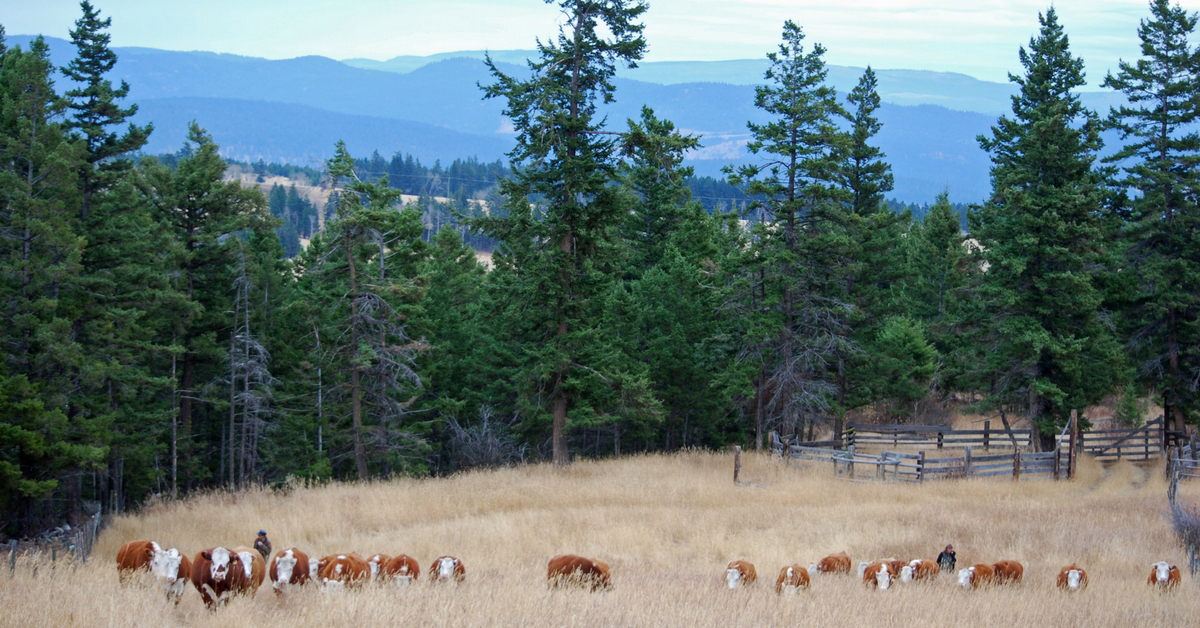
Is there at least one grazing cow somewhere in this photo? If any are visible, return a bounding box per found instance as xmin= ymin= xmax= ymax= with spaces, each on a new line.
xmin=366 ymin=554 xmax=391 ymax=582
xmin=992 ymin=560 xmax=1024 ymax=585
xmin=862 ymin=561 xmax=893 ymax=590
xmin=775 ymin=564 xmax=810 ymax=594
xmin=813 ymin=551 xmax=852 ymax=575
xmin=116 ymin=540 xmax=166 ymax=583
xmin=900 ymin=558 xmax=940 ymax=583
xmin=886 ymin=559 xmax=907 ymax=580
xmin=547 ymin=555 xmax=611 ymax=591
xmin=1148 ymin=562 xmax=1181 ymax=590
xmin=268 ymin=548 xmax=310 ymax=595
xmin=957 ymin=563 xmax=996 ymax=590
xmin=1056 ymin=565 xmax=1087 ymax=592
xmin=148 ymin=548 xmax=191 ymax=604
xmin=725 ymin=560 xmax=757 ymax=589
xmin=382 ymin=554 xmax=421 ymax=588
xmin=430 ymin=556 xmax=466 ymax=583
xmin=231 ymin=546 xmax=266 ymax=597
xmin=192 ymin=547 xmax=248 ymax=610
xmin=318 ymin=553 xmax=371 ymax=591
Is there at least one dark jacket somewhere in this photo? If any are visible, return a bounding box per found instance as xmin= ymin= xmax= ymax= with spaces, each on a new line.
xmin=254 ymin=537 xmax=272 ymax=559
xmin=937 ymin=550 xmax=956 ymax=572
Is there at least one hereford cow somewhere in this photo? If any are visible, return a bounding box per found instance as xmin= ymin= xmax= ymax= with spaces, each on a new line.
xmin=319 ymin=553 xmax=371 ymax=591
xmin=1148 ymin=561 xmax=1181 ymax=590
xmin=862 ymin=561 xmax=893 ymax=590
xmin=231 ymin=546 xmax=266 ymax=597
xmin=382 ymin=554 xmax=421 ymax=588
xmin=365 ymin=553 xmax=391 ymax=582
xmin=725 ymin=560 xmax=757 ymax=589
xmin=775 ymin=564 xmax=810 ymax=595
xmin=886 ymin=559 xmax=907 ymax=581
xmin=430 ymin=556 xmax=466 ymax=583
xmin=1056 ymin=564 xmax=1087 ymax=592
xmin=268 ymin=548 xmax=310 ymax=595
xmin=547 ymin=554 xmax=611 ymax=591
xmin=812 ymin=551 xmax=851 ymax=575
xmin=992 ymin=560 xmax=1024 ymax=584
xmin=192 ymin=547 xmax=248 ymax=610
xmin=958 ymin=563 xmax=996 ymax=590
xmin=148 ymin=548 xmax=191 ymax=604
xmin=899 ymin=558 xmax=940 ymax=583
xmin=116 ymin=540 xmax=167 ymax=583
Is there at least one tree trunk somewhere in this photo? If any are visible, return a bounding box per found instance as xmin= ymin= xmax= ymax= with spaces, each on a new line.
xmin=347 ymin=226 xmax=369 ymax=480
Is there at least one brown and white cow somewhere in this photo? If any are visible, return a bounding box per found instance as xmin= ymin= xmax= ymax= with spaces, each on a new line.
xmin=775 ymin=564 xmax=810 ymax=595
xmin=725 ymin=560 xmax=757 ymax=589
xmin=811 ymin=551 xmax=851 ymax=576
xmin=268 ymin=548 xmax=310 ymax=595
xmin=862 ymin=561 xmax=894 ymax=590
xmin=899 ymin=558 xmax=940 ymax=583
xmin=1149 ymin=561 xmax=1181 ymax=590
xmin=382 ymin=554 xmax=421 ymax=588
xmin=992 ymin=560 xmax=1023 ymax=585
xmin=318 ymin=553 xmax=371 ymax=591
xmin=116 ymin=540 xmax=167 ymax=583
xmin=957 ymin=563 xmax=996 ymax=589
xmin=148 ymin=548 xmax=192 ymax=604
xmin=430 ymin=556 xmax=466 ymax=583
xmin=1056 ymin=564 xmax=1087 ymax=592
xmin=547 ymin=554 xmax=611 ymax=591
xmin=192 ymin=547 xmax=248 ymax=610
xmin=231 ymin=546 xmax=266 ymax=598
xmin=366 ymin=553 xmax=391 ymax=582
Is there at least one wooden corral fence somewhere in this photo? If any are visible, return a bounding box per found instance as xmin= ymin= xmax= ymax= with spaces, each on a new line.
xmin=1074 ymin=416 xmax=1164 ymax=463
xmin=843 ymin=422 xmax=1034 ymax=451
xmin=1167 ymin=437 xmax=1200 ymax=505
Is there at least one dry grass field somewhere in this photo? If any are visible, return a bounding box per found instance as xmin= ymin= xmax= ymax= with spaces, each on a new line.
xmin=2 ymin=451 xmax=1198 ymax=627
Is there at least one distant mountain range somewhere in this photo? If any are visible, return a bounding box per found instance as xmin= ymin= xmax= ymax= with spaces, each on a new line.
xmin=12 ymin=35 xmax=1129 ymax=203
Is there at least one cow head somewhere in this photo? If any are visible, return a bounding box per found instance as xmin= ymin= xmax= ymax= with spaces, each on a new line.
xmin=236 ymin=551 xmax=255 ymax=578
xmin=725 ymin=567 xmax=744 ymax=589
xmin=436 ymin=557 xmax=459 ymax=581
xmin=899 ymin=565 xmax=914 ymax=583
xmin=856 ymin=561 xmax=870 ymax=578
xmin=207 ymin=547 xmax=233 ymax=583
xmin=150 ymin=548 xmax=183 ymax=583
xmin=806 ymin=564 xmax=818 ymax=578
xmin=957 ymin=567 xmax=974 ymax=589
xmin=368 ymin=556 xmax=382 ymax=581
xmin=1066 ymin=569 xmax=1083 ymax=590
xmin=875 ymin=565 xmax=892 ymax=591
xmin=274 ymin=549 xmax=297 ymax=590
xmin=1152 ymin=561 xmax=1172 ymax=584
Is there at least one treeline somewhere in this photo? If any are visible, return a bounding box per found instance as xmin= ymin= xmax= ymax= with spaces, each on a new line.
xmin=3 ymin=0 xmax=1200 ymax=539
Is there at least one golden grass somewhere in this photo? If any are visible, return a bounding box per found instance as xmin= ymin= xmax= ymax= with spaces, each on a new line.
xmin=2 ymin=451 xmax=1198 ymax=627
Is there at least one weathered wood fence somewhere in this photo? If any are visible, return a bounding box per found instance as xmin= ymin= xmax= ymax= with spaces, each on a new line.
xmin=843 ymin=422 xmax=1033 ymax=451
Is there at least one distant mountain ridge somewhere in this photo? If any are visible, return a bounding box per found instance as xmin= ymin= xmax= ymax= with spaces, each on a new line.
xmin=9 ymin=34 xmax=1127 ymax=202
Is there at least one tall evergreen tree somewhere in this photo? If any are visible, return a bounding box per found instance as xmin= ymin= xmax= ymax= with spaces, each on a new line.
xmin=477 ymin=0 xmax=655 ymax=465
xmin=1103 ymin=0 xmax=1200 ymax=433
xmin=972 ymin=8 xmax=1124 ymax=446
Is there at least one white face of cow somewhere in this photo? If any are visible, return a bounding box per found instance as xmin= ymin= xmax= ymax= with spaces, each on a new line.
xmin=236 ymin=551 xmax=255 ymax=578
xmin=899 ymin=565 xmax=913 ymax=583
xmin=857 ymin=561 xmax=870 ymax=578
xmin=274 ymin=549 xmax=296 ymax=589
xmin=309 ymin=560 xmax=320 ymax=579
xmin=726 ymin=568 xmax=743 ymax=589
xmin=957 ymin=567 xmax=973 ymax=589
xmin=209 ymin=547 xmax=233 ymax=582
xmin=1066 ymin=569 xmax=1082 ymax=590
xmin=150 ymin=548 xmax=182 ymax=582
xmin=437 ymin=557 xmax=458 ymax=580
xmin=1153 ymin=562 xmax=1171 ymax=583
xmin=875 ymin=566 xmax=891 ymax=590
xmin=368 ymin=559 xmax=381 ymax=580
xmin=806 ymin=564 xmax=818 ymax=578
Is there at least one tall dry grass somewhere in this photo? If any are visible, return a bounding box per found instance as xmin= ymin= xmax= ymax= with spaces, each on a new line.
xmin=2 ymin=451 xmax=1197 ymax=627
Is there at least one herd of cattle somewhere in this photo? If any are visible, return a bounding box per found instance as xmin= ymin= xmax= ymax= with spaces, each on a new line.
xmin=115 ymin=540 xmax=1183 ymax=610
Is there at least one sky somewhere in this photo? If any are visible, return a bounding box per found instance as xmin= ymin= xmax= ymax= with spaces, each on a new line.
xmin=7 ymin=0 xmax=1200 ymax=84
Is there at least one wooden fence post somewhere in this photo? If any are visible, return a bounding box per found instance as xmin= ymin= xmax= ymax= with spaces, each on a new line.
xmin=937 ymin=431 xmax=944 ymax=450
xmin=1053 ymin=442 xmax=1060 ymax=481
xmin=983 ymin=421 xmax=990 ymax=452
xmin=1013 ymin=449 xmax=1020 ymax=481
xmin=918 ymin=451 xmax=925 ymax=482
xmin=8 ymin=540 xmax=15 ymax=577
xmin=733 ymin=446 xmax=741 ymax=484
xmin=848 ymin=445 xmax=856 ymax=479
xmin=964 ymin=446 xmax=972 ymax=478
xmin=1069 ymin=410 xmax=1078 ymax=480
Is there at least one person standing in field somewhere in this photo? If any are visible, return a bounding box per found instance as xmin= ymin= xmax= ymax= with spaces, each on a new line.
xmin=937 ymin=544 xmax=956 ymax=573
xmin=254 ymin=530 xmax=272 ymax=559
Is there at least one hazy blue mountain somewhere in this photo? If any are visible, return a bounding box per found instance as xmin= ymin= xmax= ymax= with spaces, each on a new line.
xmin=13 ymin=34 xmax=1125 ymax=202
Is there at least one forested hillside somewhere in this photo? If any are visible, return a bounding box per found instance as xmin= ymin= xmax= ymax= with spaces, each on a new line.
xmin=2 ymin=1 xmax=1198 ymax=541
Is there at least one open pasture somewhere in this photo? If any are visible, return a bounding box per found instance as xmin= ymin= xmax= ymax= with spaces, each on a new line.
xmin=2 ymin=451 xmax=1198 ymax=627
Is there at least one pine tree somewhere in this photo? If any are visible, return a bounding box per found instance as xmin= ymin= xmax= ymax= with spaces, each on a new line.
xmin=972 ymin=8 xmax=1125 ymax=446
xmin=477 ymin=0 xmax=654 ymax=465
xmin=1103 ymin=0 xmax=1200 ymax=432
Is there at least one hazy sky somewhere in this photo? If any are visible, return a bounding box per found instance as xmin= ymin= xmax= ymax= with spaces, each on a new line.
xmin=7 ymin=0 xmax=1199 ymax=84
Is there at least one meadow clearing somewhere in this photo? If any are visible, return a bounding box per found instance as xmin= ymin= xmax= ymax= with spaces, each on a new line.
xmin=1 ymin=450 xmax=1197 ymax=627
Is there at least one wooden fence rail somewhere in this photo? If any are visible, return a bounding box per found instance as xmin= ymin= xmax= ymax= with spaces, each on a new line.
xmin=843 ymin=422 xmax=1034 ymax=451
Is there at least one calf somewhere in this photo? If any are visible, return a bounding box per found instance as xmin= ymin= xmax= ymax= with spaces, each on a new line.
xmin=232 ymin=546 xmax=266 ymax=598
xmin=268 ymin=548 xmax=310 ymax=595
xmin=862 ymin=561 xmax=893 ymax=590
xmin=366 ymin=553 xmax=391 ymax=582
xmin=992 ymin=560 xmax=1023 ymax=585
xmin=319 ymin=553 xmax=370 ymax=591
xmin=900 ymin=558 xmax=940 ymax=583
xmin=775 ymin=564 xmax=810 ymax=595
xmin=148 ymin=548 xmax=191 ymax=604
xmin=1148 ymin=561 xmax=1181 ymax=590
xmin=547 ymin=554 xmax=611 ymax=591
xmin=116 ymin=540 xmax=166 ymax=583
xmin=958 ymin=563 xmax=996 ymax=590
xmin=430 ymin=556 xmax=466 ymax=583
xmin=812 ymin=551 xmax=851 ymax=575
xmin=192 ymin=547 xmax=248 ymax=610
xmin=382 ymin=554 xmax=421 ymax=588
xmin=1056 ymin=564 xmax=1087 ymax=592
xmin=725 ymin=560 xmax=757 ymax=589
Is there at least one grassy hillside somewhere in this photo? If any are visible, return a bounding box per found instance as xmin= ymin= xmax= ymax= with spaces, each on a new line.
xmin=4 ymin=452 xmax=1197 ymax=626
